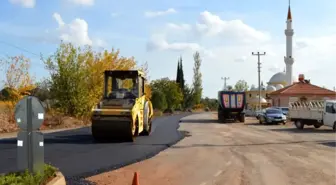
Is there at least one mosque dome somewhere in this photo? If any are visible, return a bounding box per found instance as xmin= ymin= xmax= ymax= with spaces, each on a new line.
xmin=249 ymin=85 xmax=266 ymax=91
xmin=266 ymin=85 xmax=276 ymax=92
xmin=275 ymin=84 xmax=284 ymax=90
xmin=250 ymin=96 xmax=268 ymax=104
xmin=250 ymin=85 xmax=257 ymax=91
xmin=269 ymin=72 xmax=287 ymax=84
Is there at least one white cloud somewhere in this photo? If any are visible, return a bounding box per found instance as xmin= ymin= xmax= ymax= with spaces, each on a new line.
xmin=9 ymin=0 xmax=35 ymax=8
xmin=146 ymin=11 xmax=336 ymax=97
xmin=67 ymin=0 xmax=94 ymax=6
xmin=195 ymin=11 xmax=271 ymax=43
xmin=147 ymin=11 xmax=271 ymax=53
xmin=166 ymin=23 xmax=191 ymax=31
xmin=52 ymin=12 xmax=103 ymax=47
xmin=147 ymin=34 xmax=201 ymax=52
xmin=144 ymin=8 xmax=177 ymax=18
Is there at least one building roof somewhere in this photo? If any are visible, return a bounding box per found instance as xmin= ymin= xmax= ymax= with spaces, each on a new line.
xmin=269 ymin=81 xmax=336 ymax=96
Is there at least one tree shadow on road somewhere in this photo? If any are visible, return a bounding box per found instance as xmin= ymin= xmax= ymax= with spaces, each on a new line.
xmin=179 ymin=118 xmax=243 ymax=124
xmin=245 ymin=123 xmax=271 ymax=126
xmin=66 ymin=178 xmax=97 ymax=185
xmin=179 ymin=119 xmax=216 ymax=124
xmin=170 ymin=139 xmax=334 ymax=149
xmin=269 ymin=128 xmax=335 ymax=134
xmin=0 ymin=134 xmax=138 ymax=145
xmin=320 ymin=141 xmax=336 ymax=148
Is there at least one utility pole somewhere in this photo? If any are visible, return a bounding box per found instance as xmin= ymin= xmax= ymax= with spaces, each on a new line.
xmin=252 ymin=52 xmax=266 ymax=111
xmin=221 ymin=77 xmax=229 ymax=90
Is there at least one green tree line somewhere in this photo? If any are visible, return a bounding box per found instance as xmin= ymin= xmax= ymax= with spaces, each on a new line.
xmin=150 ymin=52 xmax=217 ymax=112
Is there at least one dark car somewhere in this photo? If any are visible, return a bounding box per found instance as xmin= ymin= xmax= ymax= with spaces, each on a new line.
xmin=273 ymin=107 xmax=289 ymax=115
xmin=259 ymin=108 xmax=287 ymax=125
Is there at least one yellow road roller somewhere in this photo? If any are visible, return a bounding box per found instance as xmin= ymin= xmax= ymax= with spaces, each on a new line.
xmin=91 ymin=70 xmax=154 ymax=142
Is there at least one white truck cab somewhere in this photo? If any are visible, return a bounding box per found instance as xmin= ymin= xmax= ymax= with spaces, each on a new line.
xmin=288 ymin=100 xmax=336 ymax=130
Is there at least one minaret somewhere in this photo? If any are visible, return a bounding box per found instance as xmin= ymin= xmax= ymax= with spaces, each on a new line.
xmin=284 ymin=1 xmax=294 ymax=86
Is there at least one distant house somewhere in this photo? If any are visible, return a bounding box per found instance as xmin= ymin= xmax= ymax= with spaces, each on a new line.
xmin=268 ymin=75 xmax=336 ymax=107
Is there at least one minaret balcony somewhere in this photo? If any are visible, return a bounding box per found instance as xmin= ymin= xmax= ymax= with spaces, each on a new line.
xmin=285 ymin=29 xmax=294 ymax=36
xmin=284 ymin=57 xmax=294 ymax=65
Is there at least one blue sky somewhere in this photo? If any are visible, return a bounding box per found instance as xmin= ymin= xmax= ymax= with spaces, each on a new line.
xmin=0 ymin=0 xmax=336 ymax=98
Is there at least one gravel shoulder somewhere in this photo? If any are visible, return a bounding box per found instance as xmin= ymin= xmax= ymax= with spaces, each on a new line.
xmin=87 ymin=112 xmax=336 ymax=185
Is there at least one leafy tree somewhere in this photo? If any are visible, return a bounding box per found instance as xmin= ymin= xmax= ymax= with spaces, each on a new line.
xmin=0 ymin=55 xmax=35 ymax=108
xmin=30 ymin=78 xmax=51 ymax=102
xmin=44 ymin=42 xmax=139 ymax=117
xmin=151 ymin=90 xmax=167 ymax=110
xmin=234 ymin=80 xmax=249 ymax=91
xmin=182 ymin=84 xmax=194 ymax=109
xmin=150 ymin=78 xmax=183 ymax=109
xmin=45 ymin=43 xmax=91 ymax=116
xmin=192 ymin=51 xmax=203 ymax=105
xmin=201 ymin=97 xmax=218 ymax=110
xmin=138 ymin=62 xmax=152 ymax=99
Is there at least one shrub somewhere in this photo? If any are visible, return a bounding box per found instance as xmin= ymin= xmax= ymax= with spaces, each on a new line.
xmin=0 ymin=164 xmax=57 ymax=185
xmin=153 ymin=110 xmax=163 ymax=117
xmin=163 ymin=108 xmax=174 ymax=114
xmin=192 ymin=103 xmax=204 ymax=110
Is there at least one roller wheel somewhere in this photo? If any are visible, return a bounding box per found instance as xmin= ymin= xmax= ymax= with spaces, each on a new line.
xmin=92 ymin=125 xmax=105 ymax=142
xmin=127 ymin=119 xmax=138 ymax=142
xmin=141 ymin=101 xmax=152 ymax=136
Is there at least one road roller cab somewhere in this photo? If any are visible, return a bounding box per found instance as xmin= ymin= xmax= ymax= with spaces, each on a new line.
xmin=91 ymin=70 xmax=153 ymax=142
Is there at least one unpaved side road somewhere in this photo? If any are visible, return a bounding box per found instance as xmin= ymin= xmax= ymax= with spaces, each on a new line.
xmin=87 ymin=113 xmax=336 ymax=185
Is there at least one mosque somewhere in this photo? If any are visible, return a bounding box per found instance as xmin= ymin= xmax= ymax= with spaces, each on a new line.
xmin=246 ymin=3 xmax=336 ymax=110
xmin=246 ymin=3 xmax=295 ymax=110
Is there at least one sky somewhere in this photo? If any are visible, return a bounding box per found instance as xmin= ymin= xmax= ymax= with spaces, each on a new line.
xmin=0 ymin=0 xmax=335 ymax=98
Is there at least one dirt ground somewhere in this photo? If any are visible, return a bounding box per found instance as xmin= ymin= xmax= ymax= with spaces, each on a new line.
xmin=87 ymin=112 xmax=336 ymax=185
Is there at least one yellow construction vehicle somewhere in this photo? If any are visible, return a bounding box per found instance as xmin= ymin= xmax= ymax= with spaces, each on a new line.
xmin=91 ymin=70 xmax=154 ymax=142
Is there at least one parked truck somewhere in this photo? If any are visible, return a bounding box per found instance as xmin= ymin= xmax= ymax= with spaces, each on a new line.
xmin=217 ymin=91 xmax=246 ymax=123
xmin=288 ymin=100 xmax=336 ymax=130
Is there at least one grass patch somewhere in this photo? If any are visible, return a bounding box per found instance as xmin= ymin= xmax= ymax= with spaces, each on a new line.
xmin=153 ymin=110 xmax=163 ymax=117
xmin=0 ymin=164 xmax=58 ymax=185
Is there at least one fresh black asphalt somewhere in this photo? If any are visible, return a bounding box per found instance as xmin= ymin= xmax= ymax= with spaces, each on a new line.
xmin=0 ymin=113 xmax=191 ymax=181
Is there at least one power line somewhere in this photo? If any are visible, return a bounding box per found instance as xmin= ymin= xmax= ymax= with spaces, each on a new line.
xmin=0 ymin=40 xmax=41 ymax=57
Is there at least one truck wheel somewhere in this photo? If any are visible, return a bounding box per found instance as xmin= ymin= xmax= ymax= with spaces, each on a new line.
xmin=333 ymin=122 xmax=336 ymax=131
xmin=218 ymin=114 xmax=225 ymax=123
xmin=295 ymin=120 xmax=304 ymax=130
xmin=314 ymin=124 xmax=321 ymax=129
xmin=239 ymin=114 xmax=245 ymax=123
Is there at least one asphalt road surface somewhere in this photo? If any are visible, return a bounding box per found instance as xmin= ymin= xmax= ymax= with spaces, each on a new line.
xmin=87 ymin=113 xmax=336 ymax=185
xmin=0 ymin=113 xmax=190 ymax=181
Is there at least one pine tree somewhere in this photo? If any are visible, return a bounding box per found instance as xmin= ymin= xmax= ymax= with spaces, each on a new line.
xmin=176 ymin=59 xmax=180 ymax=84
xmin=177 ymin=56 xmax=185 ymax=90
